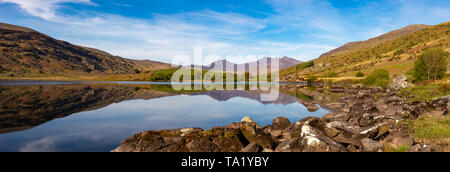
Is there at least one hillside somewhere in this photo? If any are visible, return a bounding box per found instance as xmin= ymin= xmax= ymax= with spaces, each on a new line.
xmin=281 ymin=21 xmax=450 ymax=81
xmin=320 ymin=24 xmax=430 ymax=58
xmin=0 ymin=23 xmax=172 ymax=78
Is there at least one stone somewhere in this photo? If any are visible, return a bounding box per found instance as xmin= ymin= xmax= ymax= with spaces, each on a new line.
xmin=240 ymin=143 xmax=262 ymax=152
xmin=299 ymin=117 xmax=326 ymax=131
xmin=408 ymin=144 xmax=436 ymax=152
xmin=271 ymin=130 xmax=283 ymax=138
xmin=392 ymin=136 xmax=414 ymax=148
xmin=275 ymin=138 xmax=302 ymax=152
xmin=239 ymin=117 xmax=276 ymax=149
xmin=323 ymin=121 xmax=363 ymax=146
xmin=299 ymin=125 xmax=347 ymax=152
xmin=299 ymin=100 xmax=320 ymax=112
xmin=359 ymin=121 xmax=393 ymax=140
xmin=272 ymin=117 xmax=291 ymax=130
xmin=322 ymin=112 xmax=350 ymax=122
xmin=388 ymin=75 xmax=408 ymax=92
xmin=225 ymin=122 xmax=240 ymax=129
xmin=361 ymin=138 xmax=383 ymax=152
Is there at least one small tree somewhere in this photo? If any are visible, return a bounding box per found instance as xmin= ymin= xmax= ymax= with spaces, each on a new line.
xmin=413 ymin=48 xmax=448 ymax=81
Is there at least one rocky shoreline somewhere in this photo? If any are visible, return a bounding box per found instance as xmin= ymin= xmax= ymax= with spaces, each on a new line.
xmin=113 ymin=76 xmax=449 ymax=152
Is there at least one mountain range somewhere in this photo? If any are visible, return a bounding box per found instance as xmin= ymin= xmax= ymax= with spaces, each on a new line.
xmin=190 ymin=57 xmax=302 ymax=72
xmin=1 ymin=21 xmax=449 ymax=80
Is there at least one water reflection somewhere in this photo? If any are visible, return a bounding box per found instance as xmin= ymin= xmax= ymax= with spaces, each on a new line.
xmin=0 ymin=82 xmax=343 ymax=152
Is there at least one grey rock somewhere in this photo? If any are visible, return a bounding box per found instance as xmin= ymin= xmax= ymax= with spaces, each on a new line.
xmin=240 ymin=117 xmax=276 ymax=149
xmin=408 ymin=144 xmax=436 ymax=152
xmin=361 ymin=138 xmax=383 ymax=152
xmin=240 ymin=143 xmax=262 ymax=152
xmin=272 ymin=117 xmax=291 ymax=130
xmin=388 ymin=75 xmax=408 ymax=92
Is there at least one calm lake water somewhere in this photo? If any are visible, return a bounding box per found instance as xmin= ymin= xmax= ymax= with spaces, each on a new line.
xmin=0 ymin=81 xmax=336 ymax=152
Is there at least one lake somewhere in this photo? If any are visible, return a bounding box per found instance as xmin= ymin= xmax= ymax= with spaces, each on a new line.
xmin=0 ymin=81 xmax=340 ymax=152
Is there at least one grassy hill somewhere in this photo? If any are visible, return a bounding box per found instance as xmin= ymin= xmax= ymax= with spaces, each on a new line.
xmin=0 ymin=23 xmax=172 ymax=79
xmin=281 ymin=21 xmax=450 ymax=82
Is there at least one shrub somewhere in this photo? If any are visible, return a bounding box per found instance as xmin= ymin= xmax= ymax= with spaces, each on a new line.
xmin=363 ymin=69 xmax=390 ymax=88
xmin=150 ymin=69 xmax=178 ymax=81
xmin=296 ymin=61 xmax=314 ymax=70
xmin=355 ymin=71 xmax=365 ymax=77
xmin=413 ymin=48 xmax=448 ymax=81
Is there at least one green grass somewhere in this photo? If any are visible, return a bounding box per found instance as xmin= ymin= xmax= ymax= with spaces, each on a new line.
xmin=398 ymin=83 xmax=450 ymax=102
xmin=408 ymin=116 xmax=450 ymax=141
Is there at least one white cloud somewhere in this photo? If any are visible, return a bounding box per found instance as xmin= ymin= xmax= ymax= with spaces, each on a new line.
xmin=3 ymin=0 xmax=448 ymax=64
xmin=0 ymin=0 xmax=95 ymax=21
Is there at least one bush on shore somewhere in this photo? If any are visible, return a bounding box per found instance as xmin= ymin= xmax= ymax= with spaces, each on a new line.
xmin=363 ymin=69 xmax=390 ymax=88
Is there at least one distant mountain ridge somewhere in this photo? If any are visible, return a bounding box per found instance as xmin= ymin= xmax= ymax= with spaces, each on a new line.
xmin=190 ymin=57 xmax=302 ymax=72
xmin=0 ymin=23 xmax=173 ymax=77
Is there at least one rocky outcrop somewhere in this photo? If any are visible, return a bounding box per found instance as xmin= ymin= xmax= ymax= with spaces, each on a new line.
xmin=239 ymin=117 xmax=276 ymax=149
xmin=388 ymin=75 xmax=409 ymax=93
xmin=361 ymin=138 xmax=383 ymax=152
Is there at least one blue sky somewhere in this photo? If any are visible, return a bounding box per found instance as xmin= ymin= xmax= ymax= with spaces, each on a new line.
xmin=0 ymin=0 xmax=449 ymax=64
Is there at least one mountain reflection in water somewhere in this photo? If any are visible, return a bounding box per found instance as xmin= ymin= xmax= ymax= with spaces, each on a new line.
xmin=0 ymin=82 xmax=344 ymax=152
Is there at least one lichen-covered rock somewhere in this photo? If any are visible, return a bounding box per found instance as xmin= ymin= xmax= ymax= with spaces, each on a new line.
xmin=324 ymin=121 xmax=363 ymax=146
xmin=299 ymin=117 xmax=326 ymax=131
xmin=299 ymin=125 xmax=347 ymax=152
xmin=388 ymin=75 xmax=408 ymax=92
xmin=361 ymin=138 xmax=383 ymax=152
xmin=240 ymin=143 xmax=262 ymax=152
xmin=272 ymin=117 xmax=292 ymax=130
xmin=359 ymin=121 xmax=393 ymax=140
xmin=322 ymin=112 xmax=350 ymax=122
xmin=240 ymin=117 xmax=276 ymax=149
xmin=275 ymin=138 xmax=302 ymax=152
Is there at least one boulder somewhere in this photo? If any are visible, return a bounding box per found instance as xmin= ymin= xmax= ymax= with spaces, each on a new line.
xmin=322 ymin=112 xmax=350 ymax=122
xmin=299 ymin=125 xmax=347 ymax=152
xmin=299 ymin=100 xmax=320 ymax=112
xmin=240 ymin=117 xmax=276 ymax=149
xmin=408 ymin=144 xmax=436 ymax=152
xmin=359 ymin=121 xmax=393 ymax=140
xmin=388 ymin=75 xmax=408 ymax=92
xmin=323 ymin=121 xmax=363 ymax=146
xmin=275 ymin=138 xmax=302 ymax=152
xmin=349 ymin=103 xmax=379 ymax=126
xmin=361 ymin=138 xmax=383 ymax=152
xmin=271 ymin=130 xmax=283 ymax=138
xmin=240 ymin=143 xmax=262 ymax=152
xmin=272 ymin=117 xmax=292 ymax=130
xmin=299 ymin=117 xmax=326 ymax=131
